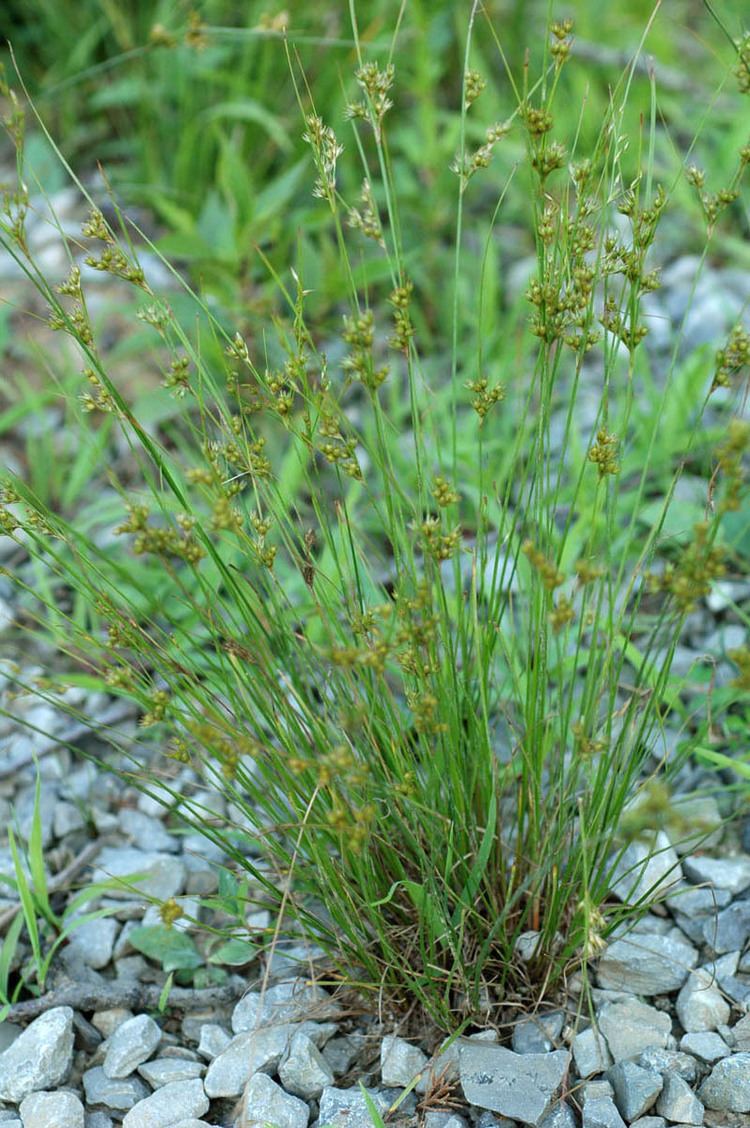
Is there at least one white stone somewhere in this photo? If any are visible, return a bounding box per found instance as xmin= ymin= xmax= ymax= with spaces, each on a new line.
xmin=0 ymin=1006 xmax=74 ymax=1102
xmin=380 ymin=1034 xmax=428 ymax=1092
xmin=122 ymin=1079 xmax=209 ymax=1127
xmin=104 ymin=1014 xmax=162 ymax=1079
xmin=19 ymin=1089 xmax=84 ymax=1128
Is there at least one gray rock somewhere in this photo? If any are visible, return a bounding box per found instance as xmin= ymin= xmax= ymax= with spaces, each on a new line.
xmin=729 ymin=1012 xmax=750 ymax=1052
xmin=85 ymin=1113 xmax=115 ymax=1128
xmin=703 ymin=902 xmax=750 ymax=953
xmin=83 ymin=1067 xmax=150 ymax=1111
xmin=459 ymin=1042 xmax=570 ymax=1126
xmin=322 ymin=1034 xmax=367 ymax=1077
xmin=538 ymin=1104 xmax=576 ymax=1128
xmin=92 ymin=847 xmax=186 ymax=901
xmin=636 ymin=1048 xmax=697 ymax=1084
xmin=474 ymin=1114 xmax=516 ymax=1128
xmin=54 ymin=800 xmax=86 ymax=837
xmin=573 ymin=1027 xmax=612 ymax=1077
xmin=682 ymin=855 xmax=750 ymax=896
xmin=137 ymin=1058 xmax=204 ymax=1087
xmin=597 ymin=1000 xmax=672 ymax=1062
xmin=279 ymin=1030 xmax=335 ymax=1099
xmin=606 ymin=1061 xmax=663 ymax=1120
xmin=121 ymin=1078 xmax=209 ymax=1127
xmin=296 ymin=1020 xmax=339 ymax=1048
xmin=231 ymin=979 xmax=337 ymax=1033
xmin=118 ymin=809 xmax=179 ymax=853
xmin=581 ymin=1097 xmax=626 ymax=1128
xmin=66 ymin=917 xmax=119 ymax=970
xmin=0 ymin=1006 xmax=74 ymax=1101
xmin=609 ymin=832 xmax=682 ymax=905
xmin=241 ymin=1071 xmax=309 ymax=1128
xmin=103 ymin=1014 xmax=162 ymax=1078
xmin=679 ymin=1032 xmax=730 ymax=1063
xmin=203 ymin=1024 xmax=294 ymax=1097
xmin=380 ymin=1034 xmax=428 ymax=1091
xmin=512 ymin=1014 xmax=564 ymax=1055
xmin=581 ymin=1081 xmax=614 ymax=1103
xmin=629 ymin=1119 xmax=666 ymax=1128
xmin=655 ymin=1072 xmax=703 ymax=1123
xmin=666 ymin=884 xmax=732 ymax=917
xmin=676 ymin=967 xmax=731 ymax=1032
xmin=168 ymin=1122 xmax=211 ymax=1128
xmin=424 ymin=1114 xmax=469 ymax=1128
xmin=92 ymin=1008 xmax=135 ymax=1038
xmin=196 ymin=1024 xmax=230 ymax=1060
xmin=698 ymin=1053 xmax=750 ymax=1111
xmin=19 ymin=1089 xmax=84 ymax=1128
xmin=596 ymin=931 xmax=698 ymax=994
xmin=317 ymin=1086 xmax=394 ymax=1128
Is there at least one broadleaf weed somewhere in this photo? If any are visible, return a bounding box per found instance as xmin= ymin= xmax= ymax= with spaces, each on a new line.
xmin=1 ymin=9 xmax=749 ymax=1035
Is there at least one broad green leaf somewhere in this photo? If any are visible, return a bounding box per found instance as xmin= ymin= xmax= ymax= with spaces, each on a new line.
xmin=207 ymin=937 xmax=258 ymax=966
xmin=128 ymin=925 xmax=203 ymax=973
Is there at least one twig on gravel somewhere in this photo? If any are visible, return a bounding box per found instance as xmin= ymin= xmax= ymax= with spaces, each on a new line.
xmin=4 ymin=977 xmax=247 ymax=1023
xmin=0 ymin=838 xmax=105 ymax=933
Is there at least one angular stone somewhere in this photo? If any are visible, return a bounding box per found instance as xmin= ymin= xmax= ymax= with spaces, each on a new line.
xmin=729 ymin=1012 xmax=750 ymax=1052
xmin=666 ymin=884 xmax=732 ymax=917
xmin=630 ymin=1119 xmax=666 ymax=1128
xmin=278 ymin=1030 xmax=335 ymax=1100
xmin=680 ymin=1032 xmax=730 ymax=1063
xmin=682 ymin=855 xmax=750 ymax=896
xmin=538 ymin=1104 xmax=576 ymax=1128
xmin=573 ymin=1027 xmax=612 ymax=1078
xmin=606 ymin=1061 xmax=663 ymax=1121
xmin=655 ymin=1072 xmax=703 ymax=1123
xmin=241 ymin=1071 xmax=309 ymax=1128
xmin=459 ymin=1042 xmax=570 ymax=1126
xmin=137 ymin=1058 xmax=204 ymax=1087
xmin=318 ymin=1086 xmax=394 ymax=1128
xmin=512 ymin=1014 xmax=564 ymax=1055
xmin=609 ymin=832 xmax=682 ymax=905
xmin=380 ymin=1034 xmax=428 ymax=1091
xmin=66 ymin=917 xmax=119 ymax=970
xmin=676 ymin=968 xmax=731 ymax=1032
xmin=92 ymin=847 xmax=186 ymax=902
xmin=322 ymin=1034 xmax=367 ymax=1077
xmin=596 ymin=932 xmax=698 ymax=994
xmin=698 ymin=1054 xmax=750 ymax=1112
xmin=19 ymin=1089 xmax=84 ymax=1128
xmin=104 ymin=1014 xmax=162 ymax=1078
xmin=703 ymin=902 xmax=750 ymax=954
xmin=204 ymin=1024 xmax=294 ymax=1097
xmin=83 ymin=1066 xmax=150 ymax=1110
xmin=597 ymin=1000 xmax=671 ymax=1062
xmin=232 ymin=979 xmax=337 ymax=1033
xmin=581 ymin=1096 xmax=626 ymax=1128
xmin=196 ymin=1024 xmax=230 ymax=1060
xmin=637 ymin=1048 xmax=697 ymax=1084
xmin=92 ymin=1008 xmax=135 ymax=1039
xmin=122 ymin=1079 xmax=208 ymax=1127
xmin=85 ymin=1113 xmax=115 ymax=1128
xmin=424 ymin=1115 xmax=469 ymax=1128
xmin=0 ymin=1006 xmax=74 ymax=1101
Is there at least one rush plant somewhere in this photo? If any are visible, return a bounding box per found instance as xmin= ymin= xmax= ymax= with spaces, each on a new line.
xmin=1 ymin=6 xmax=749 ymax=1034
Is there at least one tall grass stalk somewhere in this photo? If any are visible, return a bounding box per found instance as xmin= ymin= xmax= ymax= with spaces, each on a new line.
xmin=1 ymin=12 xmax=749 ymax=1034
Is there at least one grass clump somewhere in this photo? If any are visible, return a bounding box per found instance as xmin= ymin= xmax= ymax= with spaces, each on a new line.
xmin=1 ymin=7 xmax=750 ymax=1036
